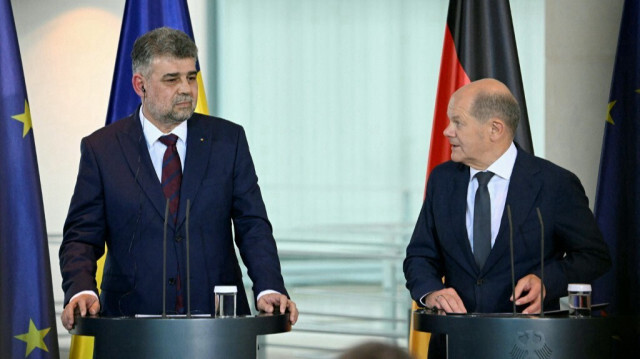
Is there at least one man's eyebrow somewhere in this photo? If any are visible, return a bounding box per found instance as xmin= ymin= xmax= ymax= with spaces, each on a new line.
xmin=161 ymin=71 xmax=198 ymax=79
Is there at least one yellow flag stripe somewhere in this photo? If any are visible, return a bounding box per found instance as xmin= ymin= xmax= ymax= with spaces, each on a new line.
xmin=68 ymin=247 xmax=106 ymax=359
xmin=408 ymin=301 xmax=430 ymax=358
xmin=195 ymin=71 xmax=209 ymax=115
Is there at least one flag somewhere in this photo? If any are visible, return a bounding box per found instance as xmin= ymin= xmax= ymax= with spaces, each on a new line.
xmin=409 ymin=1 xmax=533 ymax=357
xmin=0 ymin=1 xmax=60 ymax=358
xmin=105 ymin=0 xmax=209 ymax=126
xmin=593 ymin=0 xmax=640 ymax=355
xmin=70 ymin=1 xmax=209 ymax=357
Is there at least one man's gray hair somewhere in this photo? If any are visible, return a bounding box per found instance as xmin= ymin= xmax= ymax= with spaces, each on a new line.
xmin=471 ymin=91 xmax=520 ymax=136
xmin=131 ymin=27 xmax=198 ymax=76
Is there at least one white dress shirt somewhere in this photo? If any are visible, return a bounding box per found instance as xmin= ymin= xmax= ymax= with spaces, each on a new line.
xmin=466 ymin=142 xmax=518 ymax=251
xmin=140 ymin=107 xmax=187 ymax=181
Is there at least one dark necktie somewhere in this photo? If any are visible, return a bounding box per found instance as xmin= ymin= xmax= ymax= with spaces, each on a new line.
xmin=473 ymin=171 xmax=494 ymax=270
xmin=159 ymin=134 xmax=182 ymax=224
xmin=159 ymin=134 xmax=184 ymax=312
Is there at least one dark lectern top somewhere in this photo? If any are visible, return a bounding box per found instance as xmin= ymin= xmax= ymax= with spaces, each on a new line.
xmin=413 ymin=309 xmax=616 ymax=359
xmin=70 ymin=313 xmax=291 ymax=359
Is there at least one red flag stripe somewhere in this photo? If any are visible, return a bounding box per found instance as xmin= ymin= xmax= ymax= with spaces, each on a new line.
xmin=426 ymin=26 xmax=470 ymax=186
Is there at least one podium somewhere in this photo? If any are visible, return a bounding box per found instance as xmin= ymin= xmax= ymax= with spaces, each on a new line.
xmin=70 ymin=313 xmax=291 ymax=359
xmin=412 ymin=310 xmax=616 ymax=359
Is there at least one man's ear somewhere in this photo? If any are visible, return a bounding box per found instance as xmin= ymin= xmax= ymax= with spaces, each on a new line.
xmin=132 ymin=73 xmax=145 ymax=98
xmin=489 ymin=118 xmax=506 ymax=141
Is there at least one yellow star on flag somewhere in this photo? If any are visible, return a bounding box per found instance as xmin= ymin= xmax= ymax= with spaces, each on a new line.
xmin=606 ymin=100 xmax=616 ymax=125
xmin=11 ymin=100 xmax=32 ymax=138
xmin=14 ymin=319 xmax=50 ymax=357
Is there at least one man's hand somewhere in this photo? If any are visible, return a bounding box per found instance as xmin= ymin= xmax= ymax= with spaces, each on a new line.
xmin=257 ymin=293 xmax=298 ymax=325
xmin=425 ymin=288 xmax=467 ymax=314
xmin=511 ymin=274 xmax=546 ymax=314
xmin=61 ymin=293 xmax=100 ymax=330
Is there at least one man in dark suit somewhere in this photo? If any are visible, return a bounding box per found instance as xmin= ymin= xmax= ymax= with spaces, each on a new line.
xmin=60 ymin=27 xmax=298 ymax=330
xmin=404 ymin=78 xmax=611 ymax=315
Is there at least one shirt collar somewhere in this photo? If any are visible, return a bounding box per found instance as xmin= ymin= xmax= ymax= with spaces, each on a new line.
xmin=139 ymin=106 xmax=188 ymax=147
xmin=469 ymin=142 xmax=518 ymax=181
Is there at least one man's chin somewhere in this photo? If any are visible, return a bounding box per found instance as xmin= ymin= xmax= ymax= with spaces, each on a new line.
xmin=450 ymin=154 xmax=463 ymax=163
xmin=170 ymin=109 xmax=195 ymax=123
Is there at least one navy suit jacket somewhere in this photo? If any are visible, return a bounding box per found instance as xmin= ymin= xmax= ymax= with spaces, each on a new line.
xmin=60 ymin=109 xmax=287 ymax=316
xmin=404 ymin=147 xmax=611 ymax=313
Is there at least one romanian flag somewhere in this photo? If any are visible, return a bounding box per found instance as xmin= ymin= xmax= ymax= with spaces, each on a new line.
xmin=0 ymin=0 xmax=60 ymax=358
xmin=70 ymin=0 xmax=208 ymax=357
xmin=409 ymin=1 xmax=533 ymax=357
xmin=593 ymin=0 xmax=640 ymax=355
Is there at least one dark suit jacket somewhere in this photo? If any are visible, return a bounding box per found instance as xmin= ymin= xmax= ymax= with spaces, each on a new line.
xmin=404 ymin=147 xmax=611 ymax=313
xmin=60 ymin=109 xmax=287 ymax=316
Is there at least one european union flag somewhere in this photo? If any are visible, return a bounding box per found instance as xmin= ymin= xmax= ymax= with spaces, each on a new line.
xmin=593 ymin=0 xmax=640 ymax=354
xmin=0 ymin=0 xmax=59 ymax=358
xmin=105 ymin=0 xmax=209 ymax=125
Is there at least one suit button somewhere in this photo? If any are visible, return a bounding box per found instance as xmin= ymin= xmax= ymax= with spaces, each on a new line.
xmin=169 ymin=278 xmax=176 ymax=285
xmin=175 ymin=236 xmax=183 ymax=243
xmin=476 ymin=279 xmax=483 ymax=285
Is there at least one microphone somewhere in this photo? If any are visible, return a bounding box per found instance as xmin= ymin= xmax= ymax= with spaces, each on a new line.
xmin=162 ymin=198 xmax=169 ymax=318
xmin=507 ymin=205 xmax=516 ymax=315
xmin=536 ymin=207 xmax=545 ymax=317
xmin=186 ymin=199 xmax=191 ymax=318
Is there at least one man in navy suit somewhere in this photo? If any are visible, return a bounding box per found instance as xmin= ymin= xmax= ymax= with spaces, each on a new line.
xmin=404 ymin=78 xmax=610 ymax=315
xmin=60 ymin=27 xmax=298 ymax=330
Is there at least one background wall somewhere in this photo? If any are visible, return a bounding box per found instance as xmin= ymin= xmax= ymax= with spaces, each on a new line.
xmin=13 ymin=0 xmax=622 ymax=238
xmin=10 ymin=0 xmax=550 ymax=237
xmin=212 ymin=0 xmax=545 ymax=233
xmin=545 ymin=0 xmax=623 ymax=208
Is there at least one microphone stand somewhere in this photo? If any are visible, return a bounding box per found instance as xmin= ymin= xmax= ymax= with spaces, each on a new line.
xmin=186 ymin=200 xmax=191 ymax=318
xmin=536 ymin=208 xmax=545 ymax=317
xmin=162 ymin=198 xmax=169 ymax=318
xmin=507 ymin=205 xmax=516 ymax=316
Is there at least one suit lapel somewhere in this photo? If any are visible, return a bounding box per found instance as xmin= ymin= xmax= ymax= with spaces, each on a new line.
xmin=117 ymin=110 xmax=169 ymax=223
xmin=448 ymin=164 xmax=479 ymax=276
xmin=482 ymin=149 xmax=542 ymax=273
xmin=176 ymin=116 xmax=213 ymax=228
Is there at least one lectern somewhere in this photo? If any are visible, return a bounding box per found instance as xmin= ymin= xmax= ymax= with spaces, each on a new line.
xmin=70 ymin=313 xmax=291 ymax=359
xmin=413 ymin=310 xmax=616 ymax=359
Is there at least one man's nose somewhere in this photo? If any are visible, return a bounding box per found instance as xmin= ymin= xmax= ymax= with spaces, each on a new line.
xmin=443 ymin=122 xmax=454 ymax=137
xmin=178 ymin=77 xmax=192 ymax=94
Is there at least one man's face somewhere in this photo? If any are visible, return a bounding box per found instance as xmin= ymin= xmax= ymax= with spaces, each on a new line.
xmin=443 ymin=91 xmax=492 ymax=169
xmin=142 ymin=56 xmax=198 ymax=127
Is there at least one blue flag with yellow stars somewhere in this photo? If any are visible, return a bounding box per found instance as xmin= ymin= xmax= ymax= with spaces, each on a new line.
xmin=0 ymin=1 xmax=60 ymax=358
xmin=105 ymin=0 xmax=209 ymax=125
xmin=593 ymin=0 xmax=640 ymax=355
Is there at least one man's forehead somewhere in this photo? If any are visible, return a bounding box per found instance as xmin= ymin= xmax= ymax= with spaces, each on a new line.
xmin=448 ymin=94 xmax=470 ymax=115
xmin=150 ymin=56 xmax=196 ymax=72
